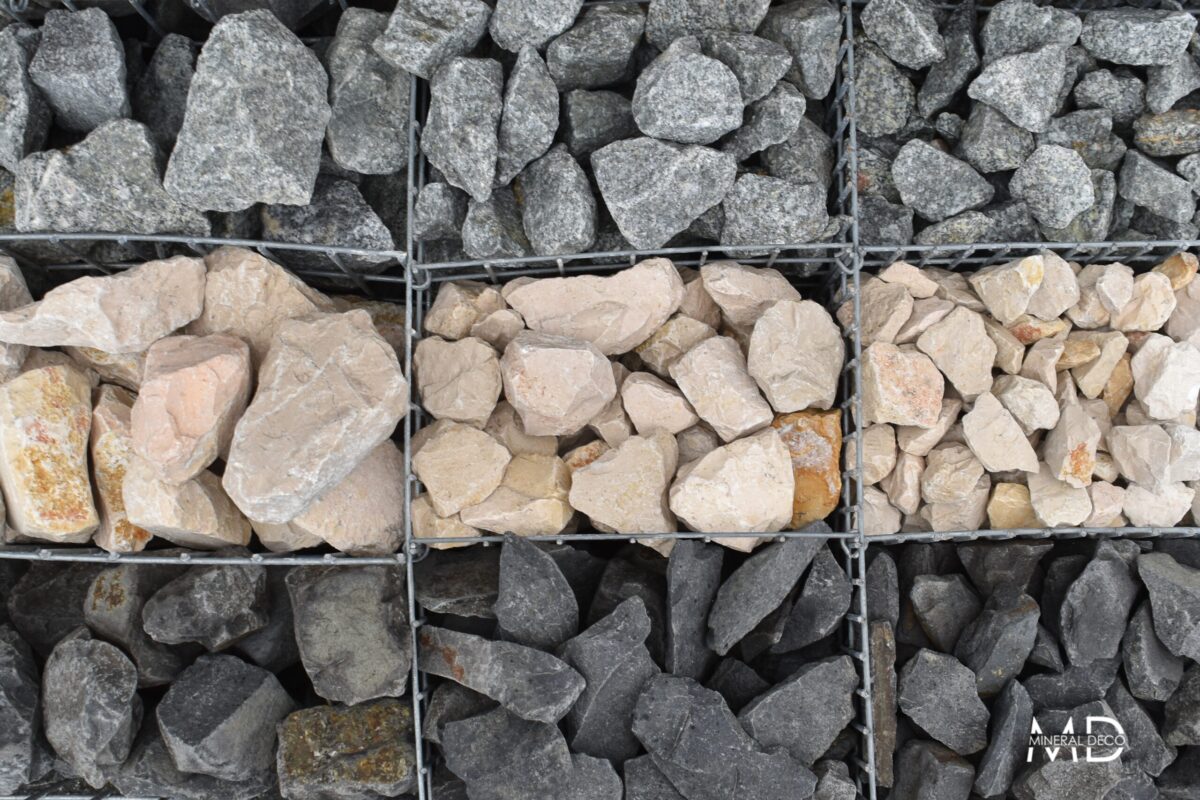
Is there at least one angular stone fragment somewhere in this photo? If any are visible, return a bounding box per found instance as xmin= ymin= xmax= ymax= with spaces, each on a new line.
xmin=1042 ymin=402 xmax=1102 ymax=489
xmin=1081 ymin=10 xmax=1197 ymax=66
xmin=142 ymin=563 xmax=267 ymax=651
xmin=862 ymin=343 xmax=944 ymax=429
xmin=1132 ymin=333 xmax=1200 ymax=421
xmin=1111 ymin=271 xmax=1177 ymax=333
xmin=131 ymin=33 xmax=196 ymax=149
xmin=632 ymin=38 xmax=741 ymax=146
xmin=500 ymin=331 xmax=616 ymax=437
xmin=620 ymin=373 xmax=697 ymax=436
xmin=892 ymin=139 xmax=994 ymax=223
xmin=0 ymin=626 xmax=40 ymax=794
xmin=420 ymin=57 xmax=503 ymax=204
xmin=882 ymin=450 xmax=922 ymax=516
xmin=861 ymin=0 xmax=944 ymax=70
xmin=916 ymin=306 xmax=995 ymax=399
xmin=1110 ymin=424 xmax=1172 ymax=488
xmin=987 ymin=483 xmax=1039 ymax=529
xmin=917 ymin=0 xmax=977 ymax=117
xmin=853 ymin=40 xmax=915 ymax=138
xmin=974 ymin=680 xmax=1033 ymax=799
xmin=698 ymin=261 xmax=797 ymax=327
xmin=494 ymin=535 xmax=578 ymax=651
xmin=414 ymin=337 xmax=501 ymax=428
xmin=863 ymin=485 xmax=901 ymax=536
xmin=893 ymin=741 xmax=975 ymax=800
xmin=122 ymin=456 xmax=250 ymax=549
xmin=910 ymin=574 xmax=981 ymax=653
xmin=739 ymin=655 xmax=857 ymax=767
xmin=775 ymin=410 xmax=842 ymax=528
xmin=28 ymin=8 xmax=128 ymax=134
xmin=1028 ymin=464 xmax=1092 ymax=527
xmin=1138 ymin=553 xmax=1200 ymax=663
xmin=496 ymin=47 xmax=559 ymax=187
xmin=955 ymin=585 xmax=1039 ymax=696
xmin=1123 ymin=601 xmax=1184 ymax=702
xmin=442 ymin=706 xmax=573 ymax=799
xmin=968 ymin=45 xmax=1066 ymax=133
xmin=993 ymin=374 xmax=1059 ymax=436
xmin=721 ymin=174 xmax=832 ymax=251
xmin=1120 ymin=151 xmax=1196 ymax=224
xmin=924 ymin=444 xmax=983 ymax=506
xmin=0 ymin=25 xmax=49 ymax=173
xmin=372 ymin=0 xmax=490 ymax=79
xmin=489 ymin=0 xmax=581 ymax=52
xmin=412 ymin=182 xmax=467 ymax=242
xmin=746 ymin=299 xmax=842 ymax=412
xmin=547 ymin=5 xmax=644 ymax=92
xmin=758 ymin=0 xmax=840 ymax=99
xmin=962 ymin=392 xmax=1040 ymax=473
xmin=6 ymin=563 xmax=104 ymax=657
xmin=1126 ymin=482 xmax=1195 ymax=527
xmin=259 ymin=178 xmax=394 ymax=274
xmin=1010 ymin=145 xmax=1096 ymax=229
xmin=519 ymin=145 xmax=595 ymax=257
xmin=664 ymin=541 xmax=722 ymax=681
xmin=897 ymin=649 xmax=989 ymax=755
xmin=958 ymin=104 xmax=1036 ymax=174
xmin=460 ymin=453 xmax=574 ymax=537
xmin=968 ymin=256 xmax=1045 ymax=326
xmin=666 ymin=336 xmax=772 ymax=442
xmin=775 ymin=545 xmax=851 ymax=651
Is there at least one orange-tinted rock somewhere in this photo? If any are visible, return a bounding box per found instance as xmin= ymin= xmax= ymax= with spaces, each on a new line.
xmin=91 ymin=385 xmax=152 ymax=553
xmin=773 ymin=410 xmax=842 ymax=528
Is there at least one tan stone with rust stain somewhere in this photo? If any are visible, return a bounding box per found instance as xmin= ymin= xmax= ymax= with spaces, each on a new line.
xmin=773 ymin=410 xmax=841 ymax=528
xmin=461 ymin=453 xmax=574 ymax=536
xmin=501 ymin=331 xmax=617 ymax=437
xmin=1154 ymin=252 xmax=1198 ymax=290
xmin=634 ymin=315 xmax=717 ymax=377
xmin=862 ymin=343 xmax=944 ymax=429
xmin=1071 ymin=331 xmax=1130 ymax=399
xmin=411 ymin=494 xmax=476 ymax=550
xmin=1029 ymin=464 xmax=1092 ymax=527
xmin=700 ymin=261 xmax=801 ymax=328
xmin=412 ymin=421 xmax=512 ymax=517
xmin=424 ymin=280 xmax=506 ymax=341
xmin=1007 ymin=315 xmax=1069 ymax=346
xmin=569 ymin=432 xmax=677 ymax=535
xmin=1042 ymin=402 xmax=1101 ymax=488
xmin=414 ymin=336 xmax=502 ymax=428
xmin=563 ymin=440 xmax=609 ymax=474
xmin=670 ymin=336 xmax=773 ymax=442
xmin=90 ymin=385 xmax=151 ymax=553
xmin=987 ymin=483 xmax=1039 ymax=529
xmin=123 ymin=456 xmax=251 ymax=549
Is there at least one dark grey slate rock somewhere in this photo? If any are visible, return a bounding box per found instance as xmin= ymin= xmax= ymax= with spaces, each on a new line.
xmin=495 ymin=534 xmax=579 ymax=650
xmin=131 ymin=33 xmax=195 ymax=150
xmin=519 ymin=144 xmax=596 ymax=257
xmin=1059 ymin=541 xmax=1138 ymax=667
xmin=665 ymin=540 xmax=723 ymax=680
xmin=157 ymin=655 xmax=294 ymax=782
xmin=324 ymin=9 xmax=409 ymax=175
xmin=893 ymin=139 xmax=994 ymax=223
xmin=1038 ymin=109 xmax=1126 ymax=171
xmin=974 ymin=679 xmax=1033 ymax=798
xmin=721 ymin=174 xmax=830 ymax=251
xmin=632 ymin=38 xmax=743 ymax=146
xmin=84 ymin=564 xmax=191 ymax=688
xmin=288 ymin=565 xmax=412 ymax=705
xmin=563 ymin=90 xmax=636 ymax=159
xmin=955 ymin=585 xmax=1039 ymax=697
xmin=985 ymin=199 xmax=1043 ymax=241
xmin=624 ymin=754 xmax=685 ymax=800
xmin=959 ymin=540 xmax=1050 ymax=596
xmin=0 ymin=25 xmax=48 ymax=173
xmin=1104 ymin=766 xmax=1158 ymax=800
xmin=16 ymin=119 xmax=211 ymax=235
xmin=1123 ymin=601 xmax=1183 ymax=702
xmin=261 ymin=178 xmax=394 ymax=272
xmin=1074 ymin=69 xmax=1146 ymax=128
xmin=1146 ymin=53 xmax=1200 ymax=115
xmin=142 ymin=563 xmax=268 ymax=652
xmin=431 ymin=767 xmax=471 ymax=800
xmin=463 ymin=186 xmax=531 ymax=259
xmin=909 ymin=574 xmax=980 ymax=653
xmin=1166 ymin=665 xmax=1200 ymax=747
xmin=707 ymin=533 xmax=825 ymax=656
xmin=1024 ymin=656 xmax=1120 ymax=711
xmin=566 ymin=753 xmax=622 ymax=800
xmin=739 ymin=655 xmax=857 ymax=767
xmin=812 ymin=759 xmax=855 ymax=800
xmin=854 ymin=40 xmax=916 ymax=139
xmin=489 ymin=0 xmax=582 ymax=52
xmin=28 ymin=8 xmax=128 ymax=134
xmin=589 ymin=553 xmax=667 ymax=666
xmin=1160 ymin=745 xmax=1200 ymax=799
xmin=591 ymin=137 xmax=736 ymax=249
xmin=859 ymin=196 xmax=915 ymax=247
xmin=967 ymin=45 xmax=1067 ymax=133
xmin=1080 ymin=10 xmax=1197 ymax=67
xmin=1156 ymin=540 xmax=1200 ymax=570
xmin=704 ymin=657 xmax=769 ymax=713
xmin=763 ymin=115 xmax=834 ymax=188
xmin=700 ymin=33 xmax=791 ymax=104
xmin=980 ymin=0 xmax=1080 ymax=63
xmin=6 ymin=563 xmax=104 ymax=657
xmin=114 ymin=720 xmax=276 ymax=800
xmin=419 ymin=625 xmax=583 ymax=723
xmin=738 ymin=586 xmax=794 ymax=663
xmin=957 ymin=104 xmax=1036 ymax=174
xmin=645 ymin=0 xmax=771 ymax=51
xmin=897 ymin=649 xmax=989 ymax=755
xmin=0 ymin=626 xmax=41 ymax=794
xmin=442 ymin=706 xmax=573 ymax=799
xmin=892 ymin=740 xmax=975 ymax=800
xmin=721 ymin=82 xmax=805 ymax=163
xmin=866 ymin=552 xmax=900 ymax=630
xmin=1120 ymin=150 xmax=1199 ymax=223
xmin=414 ymin=546 xmax=499 ymax=619
xmin=1012 ymin=757 xmax=1124 ymax=800
xmin=758 ymin=0 xmax=840 ymax=99
xmin=914 ymin=211 xmax=995 ymax=246
xmin=1142 ymin=551 xmax=1200 ymax=661
xmin=861 ymin=0 xmax=945 ymax=70
xmin=1029 ymin=624 xmax=1065 ymax=672
xmin=1109 ymin=678 xmax=1176 ymax=775
xmin=774 ymin=545 xmax=851 ymax=652
xmin=423 ymin=56 xmax=502 ymax=203
xmin=1133 ymin=109 xmax=1200 ymax=157
xmin=497 ymin=46 xmax=559 ymax=186
xmin=917 ymin=1 xmax=978 ymax=118
xmin=163 ymin=10 xmax=329 ymax=212
xmin=546 ymin=4 xmax=644 ymax=92
xmin=43 ymin=638 xmax=141 ymax=788
xmin=230 ymin=568 xmax=298 ymax=674
xmin=1131 ymin=206 xmax=1200 ymax=240
xmin=542 ymin=542 xmax=606 ymax=613
xmin=413 ymin=182 xmax=467 ymax=242
xmin=372 ymin=0 xmax=491 ymax=80
xmin=423 ymin=682 xmax=496 ymax=745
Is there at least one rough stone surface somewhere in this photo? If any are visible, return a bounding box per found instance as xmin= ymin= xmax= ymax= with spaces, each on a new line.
xmin=722 ymin=174 xmax=832 ymax=250
xmin=748 ymin=300 xmax=842 ymax=412
xmin=633 ymin=37 xmax=742 ymax=146
xmin=519 ymin=145 xmax=595 ymax=257
xmin=861 ymin=0 xmax=944 ymax=70
xmin=495 ymin=535 xmax=579 ymax=650
xmin=1120 ymin=151 xmax=1196 ymax=224
xmin=1010 ymin=144 xmax=1096 ymax=229
xmin=372 ymin=0 xmax=491 ymax=79
xmin=441 ymin=706 xmax=573 ymax=799
xmin=122 ymin=457 xmax=250 ymax=549
xmin=955 ymin=586 xmax=1040 ymax=696
xmin=774 ymin=410 xmax=842 ymax=528
xmin=969 ymin=256 xmax=1045 ymax=326
xmin=739 ymin=656 xmax=857 ymax=767
xmin=670 ymin=336 xmax=773 ymax=442
xmin=570 ymin=433 xmax=677 ymax=535
xmin=1124 ymin=601 xmax=1184 ymax=702
xmin=918 ymin=307 xmax=996 ymax=399
xmin=497 ymin=47 xmax=559 ymax=186
xmin=968 ymin=45 xmax=1067 ymax=133
xmin=414 ymin=336 xmax=502 ymax=428
xmin=142 ymin=563 xmax=267 ymax=651
xmin=892 ymin=139 xmax=994 ymax=223
xmin=758 ymin=0 xmax=840 ymax=99
xmin=910 ymin=574 xmax=981 ymax=653
xmin=701 ymin=261 xmax=802 ymax=328
xmin=423 ymin=57 xmax=502 ymax=202
xmin=1080 ymin=9 xmax=1197 ymax=66
xmin=501 ymin=331 xmax=616 ymax=436
xmin=862 ymin=343 xmax=945 ymax=429
xmin=28 ymin=8 xmax=128 ymax=134
xmin=0 ymin=25 xmax=49 ymax=173
xmin=897 ymin=649 xmax=989 ymax=755
xmin=489 ymin=0 xmax=582 ymax=52
xmin=547 ymin=5 xmax=644 ymax=92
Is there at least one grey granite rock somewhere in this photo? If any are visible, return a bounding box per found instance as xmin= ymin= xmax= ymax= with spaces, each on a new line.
xmin=497 ymin=46 xmax=559 ymax=186
xmin=114 ymin=720 xmax=276 ymax=800
xmin=546 ymin=4 xmax=643 ymax=92
xmin=1038 ymin=109 xmax=1126 ymax=171
xmin=909 ymin=574 xmax=981 ymax=653
xmin=701 ymin=32 xmax=792 ymax=104
xmin=758 ymin=0 xmax=840 ymax=99
xmin=812 ymin=760 xmax=856 ymax=800
xmin=917 ymin=1 xmax=978 ymax=118
xmin=975 ymin=679 xmax=1033 ymax=798
xmin=980 ymin=0 xmax=1079 ymax=62
xmin=763 ymin=115 xmax=834 ymax=188
xmin=419 ymin=625 xmax=583 ymax=723
xmin=423 ymin=56 xmax=502 ymax=202
xmin=897 ymin=649 xmax=989 ymax=755
xmin=157 ymin=655 xmax=294 ymax=782
xmin=489 ymin=0 xmax=582 ymax=52
xmin=859 ymin=196 xmax=914 ymax=246
xmin=1147 ymin=52 xmax=1200 ymax=115
xmin=624 ymin=754 xmax=686 ymax=800
xmin=957 ymin=104 xmax=1036 ymax=174
xmin=1057 ymin=45 xmax=1097 ymax=114
xmin=721 ymin=174 xmax=830 ymax=251
xmin=665 ymin=540 xmax=722 ymax=680
xmin=861 ymin=0 xmax=945 ymax=70
xmin=738 ymin=655 xmax=857 ymax=766
xmin=442 ymin=707 xmax=573 ymax=799
xmin=0 ymin=626 xmax=40 ymax=794
xmin=1074 ymin=69 xmax=1146 ymax=128
xmin=985 ymin=199 xmax=1043 ymax=241
xmin=968 ymin=45 xmax=1067 ymax=133
xmin=16 ymin=119 xmax=210 ymax=235
xmin=632 ymin=38 xmax=742 ymax=146
xmin=645 ymin=0 xmax=771 ymax=50
xmin=959 ymin=540 xmax=1050 ymax=595
xmin=721 ymin=82 xmax=805 ymax=163
xmin=914 ymin=211 xmax=995 ymax=246
xmin=462 ymin=186 xmax=531 ymax=259
xmin=1058 ymin=542 xmax=1138 ymax=667
xmin=892 ymin=139 xmax=994 ymax=223
xmin=131 ymin=33 xmax=195 ymax=150
xmin=935 ymin=112 xmax=964 ymax=144
xmin=414 ymin=546 xmax=499 ymax=619
xmin=372 ymin=0 xmax=491 ymax=79
xmin=84 ymin=564 xmax=191 ymax=688
xmin=1010 ymin=144 xmax=1096 ymax=229
xmin=1024 ymin=657 xmax=1120 ymax=711
xmin=1123 ymin=601 xmax=1183 ymax=702
xmin=230 ymin=569 xmax=298 ymax=674
xmin=1081 ymin=9 xmax=1197 ymax=67
xmin=854 ymin=40 xmax=916 ymax=138
xmin=261 ymin=177 xmax=395 ymax=272
xmin=1120 ymin=150 xmax=1196 ymax=223
xmin=413 ymin=181 xmax=467 ymax=242
xmin=28 ymin=8 xmax=128 ymax=133
xmin=288 ymin=566 xmax=411 ymax=705
xmin=774 ymin=545 xmax=851 ymax=652
xmin=1141 ymin=552 xmax=1200 ymax=662
xmin=7 ymin=563 xmax=105 ymax=657
xmin=562 ymin=90 xmax=636 ymax=158
xmin=142 ymin=563 xmax=269 ymax=652
xmin=591 ymin=137 xmax=736 ymax=249
xmin=0 ymin=25 xmax=49 ymax=173
xmin=495 ymin=534 xmax=579 ymax=650
xmin=423 ymin=682 xmax=496 ymax=745
xmin=1041 ymin=167 xmax=1115 ymax=241
xmin=164 ymin=10 xmax=329 ymax=212
xmin=1110 ymin=678 xmax=1176 ymax=775
xmin=892 ymin=740 xmax=975 ymax=800
xmin=1133 ymin=109 xmax=1200 ymax=157
xmin=43 ymin=638 xmax=141 ymax=788
xmin=519 ymin=144 xmax=596 ymax=256
xmin=704 ymin=657 xmax=769 ymax=713
xmin=955 ymin=586 xmax=1039 ymax=697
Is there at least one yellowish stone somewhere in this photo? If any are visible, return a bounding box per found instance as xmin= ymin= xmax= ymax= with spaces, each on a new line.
xmin=773 ymin=410 xmax=842 ymax=528
xmin=987 ymin=483 xmax=1039 ymax=529
xmin=90 ymin=385 xmax=152 ymax=553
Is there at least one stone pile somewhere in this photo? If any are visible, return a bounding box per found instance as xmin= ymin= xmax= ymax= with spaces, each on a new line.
xmin=412 ymin=258 xmax=847 ymax=551
xmin=409 ymin=0 xmax=846 ymax=259
xmin=0 ymin=559 xmax=416 ymax=799
xmin=856 ymin=0 xmax=1200 ymax=246
xmin=0 ymin=245 xmax=410 ymax=555
xmin=868 ymin=537 xmax=1200 ymax=799
xmin=854 ymin=252 xmax=1200 ymax=535
xmin=418 ymin=533 xmax=861 ymax=799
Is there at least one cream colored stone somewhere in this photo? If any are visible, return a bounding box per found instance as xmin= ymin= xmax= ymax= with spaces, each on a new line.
xmin=1056 ymin=338 xmax=1102 ymax=371
xmin=1071 ymin=331 xmax=1130 ymax=399
xmin=414 ymin=336 xmax=502 ymax=428
xmin=675 ymin=267 xmax=722 ymax=329
xmin=982 ymin=317 xmax=1025 ymax=374
xmin=569 ymin=432 xmax=677 ymax=535
xmin=621 ymin=372 xmax=699 ymax=435
xmin=410 ymin=419 xmax=452 ymax=456
xmin=928 ymin=475 xmax=990 ymax=533
xmin=961 ymin=393 xmax=1040 ymax=473
xmin=987 ymin=483 xmax=1039 ymax=529
xmin=64 ymin=346 xmax=145 ymax=391
xmin=700 ymin=261 xmax=802 ymax=328
xmin=747 ymin=300 xmax=843 ymax=412
xmin=1085 ymin=482 xmax=1126 ymax=527
xmin=921 ymin=443 xmax=985 ymax=504
xmin=588 ymin=363 xmax=633 ymax=447
xmin=1103 ymin=353 xmax=1134 ymax=417
xmin=675 ymin=424 xmax=719 ymax=465
xmin=187 ymin=247 xmax=332 ymax=363
xmin=634 ymin=315 xmax=716 ymax=377
xmin=123 ymin=456 xmax=251 ymax=549
xmin=1154 ymin=252 xmax=1197 ymax=290
xmin=1167 ymin=423 xmax=1200 ymax=482
xmin=878 ymin=261 xmax=938 ymax=298
xmin=1028 ymin=464 xmax=1092 ymax=527
xmin=470 ymin=309 xmax=524 ymax=351
xmin=1094 ymin=263 xmax=1135 ymax=312
xmin=1131 ymin=333 xmax=1200 ymax=421
xmin=895 ymin=297 xmax=955 ymax=345
xmin=849 ymin=281 xmax=914 ymax=346
xmin=224 ymin=310 xmax=409 ymax=523
xmin=506 ymin=259 xmax=685 ymax=355
xmin=252 ymin=519 xmax=323 ymax=553
xmin=1020 ymin=338 xmax=1065 ymax=393
xmin=1007 ymin=315 xmax=1069 ymax=346
xmin=924 ymin=268 xmax=986 ymax=312
xmin=90 ymin=385 xmax=152 ymax=553
xmin=1081 ymin=398 xmax=1112 ymax=448
xmin=862 ymin=343 xmax=945 ymax=429
xmin=668 ymin=428 xmax=793 ymax=537
xmin=131 ymin=334 xmax=251 ymax=485
xmin=0 ymin=258 xmax=31 ymax=382
xmin=413 ymin=421 xmax=512 ymax=516
xmin=1124 ymin=482 xmax=1195 ymax=527
xmin=863 ymin=485 xmax=901 ymax=536
xmin=1111 ymin=272 xmax=1177 ymax=332
xmin=916 ymin=306 xmax=996 ymax=399
xmin=882 ymin=451 xmax=923 ymax=516
xmin=968 ymin=256 xmax=1045 ymax=325
xmin=501 ymin=331 xmax=617 ymax=437
xmin=1167 ymin=279 xmax=1200 ymax=346
xmin=847 ymin=423 xmax=896 ymax=486
xmin=19 ymin=350 xmax=97 ymax=388
xmin=328 ymin=296 xmax=406 ymax=354
xmin=993 ymin=375 xmax=1060 ymax=435
xmin=424 ymin=280 xmax=506 ymax=341
xmin=1042 ymin=402 xmax=1101 ymax=488
xmin=774 ymin=410 xmax=841 ymax=529
xmin=670 ymin=335 xmax=773 ymax=442
xmin=563 ymin=440 xmax=610 ymax=473
xmin=1109 ymin=424 xmax=1173 ymax=488
xmin=500 ymin=277 xmax=536 ymax=300
xmin=896 ymin=399 xmax=962 ymax=456
xmin=484 ymin=401 xmax=557 ymax=457
xmin=461 ymin=454 xmax=574 ymax=536
xmin=1025 ymin=251 xmax=1080 ymax=321
xmin=411 ymin=494 xmax=477 ymax=550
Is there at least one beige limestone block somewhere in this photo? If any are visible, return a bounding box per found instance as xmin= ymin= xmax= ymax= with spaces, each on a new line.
xmin=897 ymin=399 xmax=962 ymax=456
xmin=500 ymin=277 xmax=536 ymax=300
xmin=878 ymin=261 xmax=938 ymax=298
xmin=669 ymin=428 xmax=794 ymax=537
xmin=1124 ymin=482 xmax=1195 ymax=527
xmin=1028 ymin=464 xmax=1092 ymax=527
xmin=924 ymin=268 xmax=987 ymax=312
xmin=916 ymin=306 xmax=996 ymax=399
xmin=90 ymin=385 xmax=152 ymax=553
xmin=123 ymin=456 xmax=251 ymax=548
xmin=748 ymin=300 xmax=843 ymax=412
xmin=131 ymin=334 xmax=252 ymax=485
xmin=676 ymin=424 xmax=720 ymax=465
xmin=0 ymin=257 xmax=204 ymax=353
xmin=414 ymin=336 xmax=502 ymax=428
xmin=411 ymin=494 xmax=476 ymax=550
xmin=963 ymin=392 xmax=1041 ymax=473
xmin=621 ymin=372 xmax=699 ymax=435
xmin=968 ymin=256 xmax=1045 ymax=325
xmin=64 ymin=346 xmax=146 ymax=391
xmin=224 ymin=310 xmax=409 ymax=523
xmin=1167 ymin=279 xmax=1200 ymax=346
xmin=1081 ymin=398 xmax=1113 ymax=448
xmin=410 ymin=419 xmax=452 ymax=456
xmin=669 ymin=336 xmax=773 ymax=442
xmin=773 ymin=410 xmax=842 ymax=528
xmin=700 ymin=261 xmax=802 ymax=328
xmin=895 ymin=297 xmax=955 ymax=345
xmin=1085 ymin=482 xmax=1126 ymax=527
xmin=505 ymin=259 xmax=684 ymax=355
xmin=1154 ymin=252 xmax=1198 ymax=290
xmin=1021 ymin=338 xmax=1066 ymax=393
xmin=569 ymin=432 xmax=677 ymax=535
xmin=1007 ymin=315 xmax=1069 ymax=346
xmin=461 ymin=454 xmax=574 ymax=536
xmin=847 ymin=423 xmax=897 ymax=486
xmin=863 ymin=485 xmax=901 ymax=536
xmin=252 ymin=518 xmax=323 ymax=553
xmin=1167 ymin=423 xmax=1200 ymax=482
xmin=1042 ymin=402 xmax=1102 ymax=488
xmin=987 ymin=483 xmax=1039 ymax=529
xmin=563 ymin=440 xmax=610 ymax=474
xmin=1071 ymin=331 xmax=1130 ymax=399
xmin=484 ymin=402 xmax=557 ymax=457
xmin=982 ymin=317 xmax=1025 ymax=374
xmin=413 ymin=422 xmax=512 ymax=517
xmin=1094 ymin=451 xmax=1119 ymax=482
xmin=921 ymin=443 xmax=985 ymax=504
xmin=470 ymin=309 xmax=524 ymax=351
xmin=187 ymin=247 xmax=332 ymax=363
xmin=634 ymin=315 xmax=717 ymax=378
xmin=0 ymin=365 xmax=98 ymax=542
xmin=424 ymin=280 xmax=506 ymax=341
xmin=862 ymin=343 xmax=945 ymax=429
xmin=1055 ymin=373 xmax=1078 ymax=407
xmin=847 ymin=281 xmax=913 ymax=346
xmin=589 ymin=363 xmax=633 ymax=447
xmin=501 ymin=331 xmax=617 ymax=437
xmin=993 ymin=375 xmax=1060 ymax=435
xmin=1103 ymin=353 xmax=1134 ymax=417
xmin=1109 ymin=424 xmax=1173 ymax=488
xmin=882 ymin=451 xmax=923 ymax=516
xmin=1131 ymin=333 xmax=1200 ymax=420
xmin=1026 ymin=251 xmax=1080 ymax=321
xmin=328 ymin=296 xmax=407 ymax=354
xmin=927 ymin=475 xmax=990 ymax=532
xmin=0 ymin=257 xmax=31 ymax=376
xmin=676 ymin=267 xmax=722 ymax=328
xmin=1111 ymin=272 xmax=1177 ymax=332
xmin=1057 ymin=338 xmax=1102 ymax=371
xmin=1094 ymin=263 xmax=1135 ymax=312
